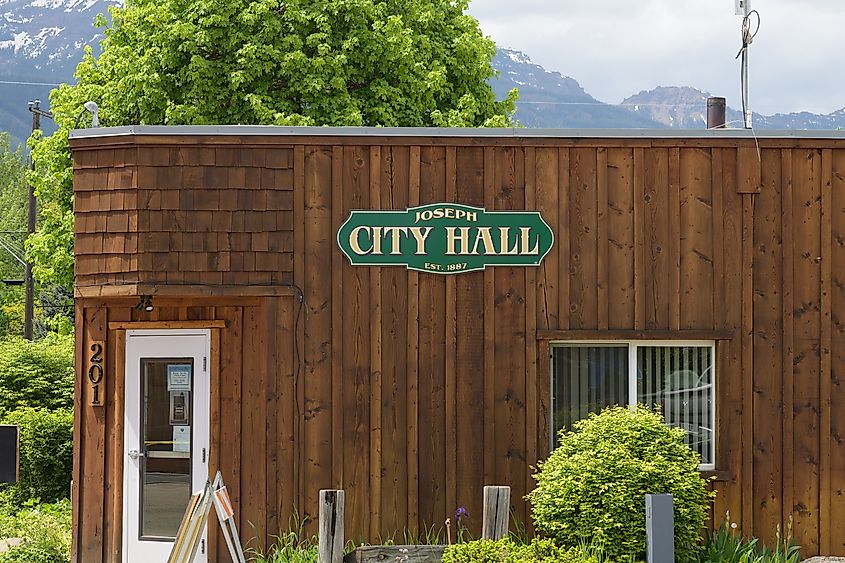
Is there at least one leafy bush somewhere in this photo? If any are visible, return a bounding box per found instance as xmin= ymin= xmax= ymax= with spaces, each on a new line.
xmin=0 ymin=499 xmax=71 ymax=563
xmin=442 ymin=538 xmax=506 ymax=563
xmin=0 ymin=408 xmax=73 ymax=505
xmin=0 ymin=335 xmax=74 ymax=414
xmin=527 ymin=405 xmax=711 ymax=561
xmin=442 ymin=538 xmax=601 ymax=563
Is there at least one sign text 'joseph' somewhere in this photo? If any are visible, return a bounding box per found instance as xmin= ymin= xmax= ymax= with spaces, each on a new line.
xmin=337 ymin=203 xmax=554 ymax=274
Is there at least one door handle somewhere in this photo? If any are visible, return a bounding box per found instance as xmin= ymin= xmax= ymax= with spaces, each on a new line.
xmin=127 ymin=449 xmax=145 ymax=460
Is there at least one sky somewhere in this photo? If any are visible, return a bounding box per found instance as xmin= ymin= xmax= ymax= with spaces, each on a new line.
xmin=467 ymin=0 xmax=845 ymax=116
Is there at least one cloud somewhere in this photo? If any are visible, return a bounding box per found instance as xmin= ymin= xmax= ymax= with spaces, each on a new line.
xmin=468 ymin=0 xmax=845 ymax=115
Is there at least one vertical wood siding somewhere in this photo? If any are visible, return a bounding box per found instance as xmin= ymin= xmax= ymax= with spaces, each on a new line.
xmin=71 ymin=137 xmax=845 ymax=560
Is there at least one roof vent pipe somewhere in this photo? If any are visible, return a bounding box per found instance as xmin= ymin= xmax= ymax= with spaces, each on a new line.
xmin=707 ymin=97 xmax=726 ymax=129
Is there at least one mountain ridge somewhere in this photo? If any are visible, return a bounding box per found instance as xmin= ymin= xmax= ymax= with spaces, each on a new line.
xmin=0 ymin=0 xmax=110 ymax=142
xmin=490 ymin=48 xmax=664 ymax=129
xmin=622 ymin=84 xmax=845 ymax=130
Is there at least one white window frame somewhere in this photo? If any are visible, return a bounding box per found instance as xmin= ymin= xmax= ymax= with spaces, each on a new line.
xmin=549 ymin=340 xmax=716 ymax=471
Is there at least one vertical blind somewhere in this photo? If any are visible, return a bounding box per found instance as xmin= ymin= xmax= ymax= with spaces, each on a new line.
xmin=637 ymin=346 xmax=713 ymax=465
xmin=551 ymin=343 xmax=714 ymax=466
xmin=552 ymin=345 xmax=628 ymax=442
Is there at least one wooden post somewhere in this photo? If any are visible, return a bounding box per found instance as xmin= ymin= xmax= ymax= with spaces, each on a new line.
xmin=319 ymin=490 xmax=344 ymax=563
xmin=481 ymin=486 xmax=510 ymax=540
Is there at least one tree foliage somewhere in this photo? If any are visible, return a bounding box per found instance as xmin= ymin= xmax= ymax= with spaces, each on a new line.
xmin=0 ymin=288 xmax=25 ymax=338
xmin=0 ymin=133 xmax=26 ymax=232
xmin=0 ymin=136 xmax=27 ymax=337
xmin=0 ymin=133 xmax=27 ymax=281
xmin=29 ymin=0 xmax=517 ymax=289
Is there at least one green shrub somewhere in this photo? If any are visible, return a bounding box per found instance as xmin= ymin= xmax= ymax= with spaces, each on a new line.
xmin=442 ymin=538 xmax=508 ymax=563
xmin=0 ymin=408 xmax=73 ymax=505
xmin=442 ymin=538 xmax=600 ymax=563
xmin=0 ymin=499 xmax=71 ymax=563
xmin=0 ymin=335 xmax=74 ymax=414
xmin=527 ymin=405 xmax=711 ymax=561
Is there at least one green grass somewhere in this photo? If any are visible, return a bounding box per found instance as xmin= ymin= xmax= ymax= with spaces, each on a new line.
xmin=696 ymin=514 xmax=801 ymax=563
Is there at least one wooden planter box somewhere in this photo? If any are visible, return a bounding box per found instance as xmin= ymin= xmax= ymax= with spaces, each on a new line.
xmin=343 ymin=545 xmax=446 ymax=563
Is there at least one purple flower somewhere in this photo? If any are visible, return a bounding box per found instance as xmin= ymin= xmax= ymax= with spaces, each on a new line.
xmin=454 ymin=507 xmax=469 ymax=521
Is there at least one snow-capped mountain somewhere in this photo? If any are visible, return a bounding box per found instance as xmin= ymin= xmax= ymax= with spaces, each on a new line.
xmin=494 ymin=52 xmax=845 ymax=131
xmin=490 ymin=48 xmax=663 ymax=129
xmin=0 ymin=0 xmax=115 ymax=142
xmin=622 ymin=86 xmax=709 ymax=129
xmin=622 ymin=85 xmax=845 ymax=130
xmin=0 ymin=0 xmax=109 ymax=74
xmin=0 ymin=1 xmax=843 ymax=145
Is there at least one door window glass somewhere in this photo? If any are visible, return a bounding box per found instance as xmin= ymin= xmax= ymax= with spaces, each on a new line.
xmin=140 ymin=359 xmax=193 ymax=540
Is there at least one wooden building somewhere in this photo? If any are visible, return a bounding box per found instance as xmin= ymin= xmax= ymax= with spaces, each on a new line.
xmin=69 ymin=126 xmax=845 ymax=562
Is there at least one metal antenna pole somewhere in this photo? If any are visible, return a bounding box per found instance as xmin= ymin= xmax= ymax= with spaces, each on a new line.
xmin=743 ymin=1 xmax=752 ymax=129
xmin=735 ymin=0 xmax=757 ymax=129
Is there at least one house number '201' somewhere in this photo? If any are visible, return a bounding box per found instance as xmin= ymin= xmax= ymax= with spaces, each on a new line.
xmin=87 ymin=342 xmax=105 ymax=407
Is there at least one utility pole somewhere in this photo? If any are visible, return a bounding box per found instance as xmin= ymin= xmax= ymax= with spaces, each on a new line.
xmin=25 ymin=100 xmax=53 ymax=340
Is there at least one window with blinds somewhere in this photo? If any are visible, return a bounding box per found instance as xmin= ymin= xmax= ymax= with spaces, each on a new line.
xmin=551 ymin=342 xmax=715 ymax=469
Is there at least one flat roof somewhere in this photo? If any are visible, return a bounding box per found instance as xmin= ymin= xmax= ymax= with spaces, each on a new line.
xmin=68 ymin=125 xmax=845 ymax=140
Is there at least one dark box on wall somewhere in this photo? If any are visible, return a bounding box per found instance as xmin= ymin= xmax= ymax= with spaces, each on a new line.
xmin=0 ymin=425 xmax=19 ymax=483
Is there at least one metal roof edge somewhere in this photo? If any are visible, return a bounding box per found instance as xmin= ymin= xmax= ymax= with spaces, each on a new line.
xmin=67 ymin=125 xmax=845 ymax=140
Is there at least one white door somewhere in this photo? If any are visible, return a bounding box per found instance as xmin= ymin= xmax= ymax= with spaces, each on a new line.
xmin=123 ymin=330 xmax=210 ymax=563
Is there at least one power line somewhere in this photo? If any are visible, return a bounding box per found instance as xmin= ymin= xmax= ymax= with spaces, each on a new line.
xmin=0 ymin=236 xmax=25 ymax=267
xmin=512 ymin=100 xmax=738 ymax=109
xmin=0 ymin=79 xmax=62 ymax=87
xmin=0 ymin=235 xmax=25 ymax=255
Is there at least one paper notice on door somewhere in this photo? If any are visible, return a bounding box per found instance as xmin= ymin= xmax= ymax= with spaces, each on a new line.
xmin=172 ymin=425 xmax=190 ymax=453
xmin=167 ymin=364 xmax=192 ymax=391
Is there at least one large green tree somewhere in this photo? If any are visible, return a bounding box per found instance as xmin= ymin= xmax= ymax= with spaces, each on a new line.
xmin=29 ymin=0 xmax=517 ymax=290
xmin=0 ymin=133 xmax=26 ymax=279
xmin=0 ymin=134 xmax=27 ymax=336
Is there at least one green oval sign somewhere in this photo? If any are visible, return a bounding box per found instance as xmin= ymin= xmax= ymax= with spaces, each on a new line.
xmin=337 ymin=203 xmax=554 ymax=274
